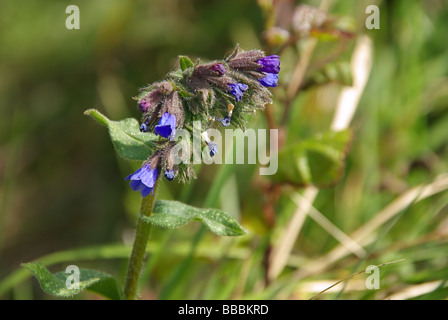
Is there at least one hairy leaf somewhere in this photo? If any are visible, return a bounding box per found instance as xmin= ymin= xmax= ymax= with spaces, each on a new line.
xmin=23 ymin=261 xmax=124 ymax=299
xmin=143 ymin=200 xmax=247 ymax=236
xmin=84 ymin=108 xmax=157 ymax=160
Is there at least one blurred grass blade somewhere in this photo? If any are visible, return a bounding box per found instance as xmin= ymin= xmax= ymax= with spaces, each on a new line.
xmin=309 ymin=259 xmax=405 ymax=300
xmin=294 ymin=174 xmax=448 ymax=281
xmin=144 ymin=200 xmax=247 ymax=236
xmin=289 ymin=191 xmax=366 ymax=258
xmin=23 ymin=261 xmax=124 ymax=299
xmin=84 ymin=108 xmax=157 ymax=160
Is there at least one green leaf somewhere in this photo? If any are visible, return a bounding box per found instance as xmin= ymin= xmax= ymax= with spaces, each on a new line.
xmin=272 ymin=129 xmax=352 ymax=187
xmin=23 ymin=261 xmax=124 ymax=299
xmin=179 ymin=55 xmax=194 ymax=71
xmin=143 ymin=200 xmax=247 ymax=236
xmin=84 ymin=108 xmax=157 ymax=160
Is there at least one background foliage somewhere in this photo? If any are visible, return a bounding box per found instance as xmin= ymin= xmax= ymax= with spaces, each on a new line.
xmin=1 ymin=0 xmax=448 ymax=299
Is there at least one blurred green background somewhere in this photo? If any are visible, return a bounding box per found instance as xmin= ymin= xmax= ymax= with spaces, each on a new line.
xmin=1 ymin=0 xmax=448 ymax=300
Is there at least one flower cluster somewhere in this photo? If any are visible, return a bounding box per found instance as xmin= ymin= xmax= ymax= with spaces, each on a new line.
xmin=126 ymin=45 xmax=280 ymax=196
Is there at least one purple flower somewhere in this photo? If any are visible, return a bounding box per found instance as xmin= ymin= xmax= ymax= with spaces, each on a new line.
xmin=211 ymin=63 xmax=226 ymax=75
xmin=228 ymin=83 xmax=248 ymax=102
xmin=164 ymin=169 xmax=175 ymax=181
xmin=259 ymin=73 xmax=278 ymax=87
xmin=154 ymin=113 xmax=176 ymax=139
xmin=138 ymin=89 xmax=164 ymax=113
xmin=125 ymin=164 xmax=159 ymax=197
xmin=138 ymin=99 xmax=151 ymax=113
xmin=257 ymin=55 xmax=280 ymax=74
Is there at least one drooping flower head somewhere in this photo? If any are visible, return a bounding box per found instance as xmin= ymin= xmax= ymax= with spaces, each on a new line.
xmin=125 ymin=163 xmax=159 ymax=197
xmin=155 ymin=113 xmax=176 ymax=139
xmin=131 ymin=46 xmax=281 ymax=184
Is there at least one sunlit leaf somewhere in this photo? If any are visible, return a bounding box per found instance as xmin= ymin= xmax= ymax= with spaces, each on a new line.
xmin=23 ymin=261 xmax=124 ymax=299
xmin=143 ymin=200 xmax=247 ymax=236
xmin=84 ymin=108 xmax=157 ymax=160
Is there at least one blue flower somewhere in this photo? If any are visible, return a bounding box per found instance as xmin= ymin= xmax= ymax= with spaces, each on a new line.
xmin=154 ymin=113 xmax=176 ymax=139
xmin=216 ymin=114 xmax=231 ymax=127
xmin=228 ymin=83 xmax=248 ymax=102
xmin=139 ymin=121 xmax=149 ymax=132
xmin=164 ymin=169 xmax=175 ymax=181
xmin=259 ymin=73 xmax=278 ymax=87
xmin=257 ymin=55 xmax=280 ymax=74
xmin=208 ymin=142 xmax=219 ymax=157
xmin=125 ymin=164 xmax=159 ymax=197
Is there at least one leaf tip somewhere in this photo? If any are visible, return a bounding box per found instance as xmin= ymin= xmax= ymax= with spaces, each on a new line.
xmin=84 ymin=108 xmax=109 ymax=126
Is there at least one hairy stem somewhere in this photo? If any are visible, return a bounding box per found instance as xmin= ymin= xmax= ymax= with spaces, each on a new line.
xmin=124 ymin=181 xmax=159 ymax=300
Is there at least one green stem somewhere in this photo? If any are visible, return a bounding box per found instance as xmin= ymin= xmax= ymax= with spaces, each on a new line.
xmin=124 ymin=181 xmax=159 ymax=300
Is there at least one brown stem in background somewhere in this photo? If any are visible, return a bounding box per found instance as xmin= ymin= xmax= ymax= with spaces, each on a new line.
xmin=281 ymin=0 xmax=335 ymax=127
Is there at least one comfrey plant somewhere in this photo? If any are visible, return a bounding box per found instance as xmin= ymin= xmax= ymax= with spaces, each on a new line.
xmin=22 ymin=45 xmax=280 ymax=300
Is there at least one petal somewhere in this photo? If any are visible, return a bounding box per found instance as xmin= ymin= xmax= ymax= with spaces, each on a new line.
xmin=125 ymin=167 xmax=143 ymax=181
xmin=259 ymin=73 xmax=278 ymax=87
xmin=140 ymin=185 xmax=154 ymax=197
xmin=257 ymin=55 xmax=281 ymax=74
xmin=228 ymin=83 xmax=246 ymax=101
xmin=158 ymin=113 xmax=171 ymax=126
xmin=155 ymin=124 xmax=173 ymax=138
xmin=238 ymin=83 xmax=248 ymax=91
xmin=129 ymin=179 xmax=144 ymax=192
xmin=141 ymin=167 xmax=159 ymax=188
xmin=155 ymin=113 xmax=176 ymax=139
